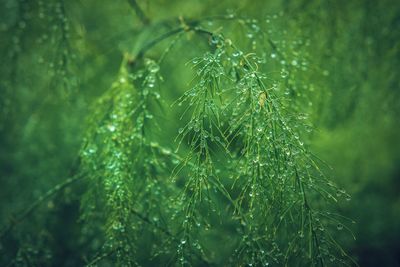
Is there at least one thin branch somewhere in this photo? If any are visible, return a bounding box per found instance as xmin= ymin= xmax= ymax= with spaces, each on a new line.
xmin=85 ymin=249 xmax=115 ymax=267
xmin=129 ymin=24 xmax=212 ymax=67
xmin=130 ymin=208 xmax=176 ymax=240
xmin=132 ymin=27 xmax=185 ymax=65
xmin=0 ymin=173 xmax=84 ymax=239
xmin=128 ymin=0 xmax=150 ymax=25
xmin=130 ymin=207 xmax=211 ymax=265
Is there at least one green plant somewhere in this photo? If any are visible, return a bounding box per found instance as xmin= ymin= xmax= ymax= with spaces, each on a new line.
xmin=0 ymin=0 xmax=358 ymax=266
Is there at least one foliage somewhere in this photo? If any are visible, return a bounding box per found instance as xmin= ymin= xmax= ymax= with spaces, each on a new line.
xmin=1 ymin=0 xmax=399 ymax=266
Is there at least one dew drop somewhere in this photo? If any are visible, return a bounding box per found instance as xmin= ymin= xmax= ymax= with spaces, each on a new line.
xmin=280 ymin=69 xmax=289 ymax=78
xmin=232 ymin=50 xmax=242 ymax=57
xmin=148 ymin=64 xmax=160 ymax=73
xmin=246 ymin=32 xmax=254 ymax=39
xmin=107 ymin=124 xmax=116 ymax=132
xmin=210 ymin=35 xmax=219 ymax=45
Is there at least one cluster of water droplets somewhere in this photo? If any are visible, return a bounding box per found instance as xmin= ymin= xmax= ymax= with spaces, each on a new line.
xmin=77 ymin=13 xmax=356 ymax=266
xmin=12 ymin=243 xmax=53 ymax=266
xmin=36 ymin=1 xmax=75 ymax=93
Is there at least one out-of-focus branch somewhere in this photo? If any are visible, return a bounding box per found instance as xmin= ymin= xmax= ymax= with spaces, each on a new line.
xmin=128 ymin=0 xmax=150 ymax=25
xmin=0 ymin=173 xmax=84 ymax=239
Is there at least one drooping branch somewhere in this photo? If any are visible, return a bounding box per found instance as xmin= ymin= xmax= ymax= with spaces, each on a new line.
xmin=84 ymin=204 xmax=211 ymax=266
xmin=129 ymin=23 xmax=213 ymax=67
xmin=0 ymin=173 xmax=84 ymax=239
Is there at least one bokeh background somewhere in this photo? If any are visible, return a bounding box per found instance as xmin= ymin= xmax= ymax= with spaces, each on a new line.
xmin=1 ymin=0 xmax=399 ymax=266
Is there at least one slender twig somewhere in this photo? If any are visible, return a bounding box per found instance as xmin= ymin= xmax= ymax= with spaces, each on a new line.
xmin=85 ymin=249 xmax=115 ymax=267
xmin=129 ymin=24 xmax=212 ymax=67
xmin=0 ymin=173 xmax=84 ymax=239
xmin=84 ymin=205 xmax=210 ymax=266
xmin=130 ymin=208 xmax=176 ymax=240
xmin=132 ymin=27 xmax=185 ymax=65
xmin=127 ymin=0 xmax=150 ymax=25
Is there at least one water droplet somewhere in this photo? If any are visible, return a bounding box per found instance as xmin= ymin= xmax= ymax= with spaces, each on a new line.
xmin=161 ymin=148 xmax=171 ymax=155
xmin=232 ymin=50 xmax=242 ymax=57
xmin=280 ymin=69 xmax=289 ymax=78
xmin=251 ymin=24 xmax=260 ymax=32
xmin=210 ymin=35 xmax=219 ymax=45
xmin=150 ymin=142 xmax=159 ymax=147
xmin=148 ymin=64 xmax=160 ymax=73
xmin=246 ymin=32 xmax=254 ymax=39
xmin=226 ymin=9 xmax=236 ymax=18
xmin=299 ymin=231 xmax=304 ymax=238
xmin=107 ymin=124 xmax=116 ymax=132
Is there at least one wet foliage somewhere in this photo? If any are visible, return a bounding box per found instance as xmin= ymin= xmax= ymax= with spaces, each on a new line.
xmin=0 ymin=0 xmax=399 ymax=266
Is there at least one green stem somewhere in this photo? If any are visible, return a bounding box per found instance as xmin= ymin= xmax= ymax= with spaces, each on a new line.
xmin=127 ymin=0 xmax=150 ymax=25
xmin=0 ymin=173 xmax=84 ymax=239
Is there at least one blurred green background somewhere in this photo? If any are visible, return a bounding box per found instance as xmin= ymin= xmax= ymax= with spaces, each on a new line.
xmin=0 ymin=0 xmax=399 ymax=266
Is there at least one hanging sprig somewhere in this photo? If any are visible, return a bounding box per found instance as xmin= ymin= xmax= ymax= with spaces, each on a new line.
xmin=76 ymin=13 xmax=355 ymax=267
xmin=168 ymin=29 xmax=355 ymax=266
